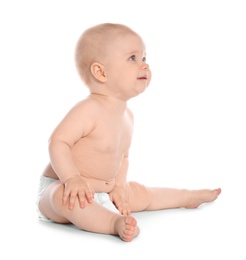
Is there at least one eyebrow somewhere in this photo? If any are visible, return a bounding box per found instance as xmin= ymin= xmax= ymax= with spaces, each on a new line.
xmin=126 ymin=50 xmax=146 ymax=56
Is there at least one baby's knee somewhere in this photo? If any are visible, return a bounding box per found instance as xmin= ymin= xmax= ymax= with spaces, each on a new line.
xmin=127 ymin=181 xmax=151 ymax=211
xmin=50 ymin=182 xmax=65 ymax=208
xmin=128 ymin=181 xmax=148 ymax=193
xmin=39 ymin=181 xmax=69 ymax=223
xmin=41 ymin=180 xmax=65 ymax=211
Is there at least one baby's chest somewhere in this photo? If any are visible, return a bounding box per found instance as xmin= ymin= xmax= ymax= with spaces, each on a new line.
xmin=102 ymin=127 xmax=131 ymax=151
xmin=93 ymin=120 xmax=133 ymax=152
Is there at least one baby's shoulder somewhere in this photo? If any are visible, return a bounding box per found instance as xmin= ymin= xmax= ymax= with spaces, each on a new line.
xmin=74 ymin=96 xmax=103 ymax=112
xmin=63 ymin=97 xmax=103 ymax=123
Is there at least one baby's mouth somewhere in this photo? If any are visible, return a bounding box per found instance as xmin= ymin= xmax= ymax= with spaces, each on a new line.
xmin=137 ymin=76 xmax=147 ymax=80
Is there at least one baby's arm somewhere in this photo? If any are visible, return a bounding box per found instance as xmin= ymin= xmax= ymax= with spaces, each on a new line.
xmin=109 ymin=154 xmax=131 ymax=215
xmin=48 ymin=100 xmax=98 ymax=209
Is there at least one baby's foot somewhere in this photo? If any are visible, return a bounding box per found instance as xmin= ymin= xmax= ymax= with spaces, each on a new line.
xmin=185 ymin=188 xmax=221 ymax=209
xmin=115 ymin=216 xmax=140 ymax=242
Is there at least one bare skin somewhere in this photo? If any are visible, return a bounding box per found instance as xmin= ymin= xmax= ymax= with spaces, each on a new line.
xmin=38 ymin=23 xmax=221 ymax=242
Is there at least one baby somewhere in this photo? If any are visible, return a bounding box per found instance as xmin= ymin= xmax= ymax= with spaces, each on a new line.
xmin=37 ymin=23 xmax=221 ymax=242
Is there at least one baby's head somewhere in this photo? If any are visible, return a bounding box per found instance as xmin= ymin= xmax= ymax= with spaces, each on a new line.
xmin=75 ymin=23 xmax=141 ymax=86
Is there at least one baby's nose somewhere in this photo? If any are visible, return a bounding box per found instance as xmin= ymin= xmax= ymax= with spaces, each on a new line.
xmin=141 ymin=62 xmax=149 ymax=70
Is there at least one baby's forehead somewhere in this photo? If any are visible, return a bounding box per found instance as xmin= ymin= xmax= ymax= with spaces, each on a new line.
xmin=107 ymin=30 xmax=143 ymax=44
xmin=100 ymin=29 xmax=139 ymax=43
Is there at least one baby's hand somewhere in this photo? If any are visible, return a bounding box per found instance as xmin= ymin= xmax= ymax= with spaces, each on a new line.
xmin=109 ymin=186 xmax=131 ymax=216
xmin=62 ymin=176 xmax=95 ymax=210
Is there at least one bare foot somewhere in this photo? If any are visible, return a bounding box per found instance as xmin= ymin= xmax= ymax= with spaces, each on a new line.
xmin=114 ymin=216 xmax=140 ymax=242
xmin=185 ymin=188 xmax=221 ymax=209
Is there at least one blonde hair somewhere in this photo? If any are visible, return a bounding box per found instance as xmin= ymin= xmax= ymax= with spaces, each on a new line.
xmin=75 ymin=23 xmax=138 ymax=86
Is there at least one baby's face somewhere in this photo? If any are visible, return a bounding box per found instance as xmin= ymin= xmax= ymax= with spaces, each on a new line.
xmin=103 ymin=33 xmax=151 ymax=100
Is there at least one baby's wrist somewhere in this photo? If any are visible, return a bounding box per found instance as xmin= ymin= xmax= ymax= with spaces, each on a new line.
xmin=63 ymin=174 xmax=82 ymax=183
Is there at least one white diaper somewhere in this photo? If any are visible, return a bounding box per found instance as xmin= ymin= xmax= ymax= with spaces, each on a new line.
xmin=36 ymin=175 xmax=57 ymax=222
xmin=94 ymin=193 xmax=119 ymax=213
xmin=37 ymin=175 xmax=119 ymax=222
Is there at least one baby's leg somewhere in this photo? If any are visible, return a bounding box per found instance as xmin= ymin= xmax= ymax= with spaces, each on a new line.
xmin=127 ymin=181 xmax=221 ymax=212
xmin=39 ymin=181 xmax=140 ymax=242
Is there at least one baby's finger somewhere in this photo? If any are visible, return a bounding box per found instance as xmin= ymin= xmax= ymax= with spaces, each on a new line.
xmin=78 ymin=191 xmax=86 ymax=208
xmin=118 ymin=201 xmax=131 ymax=216
xmin=117 ymin=205 xmax=123 ymax=214
xmin=62 ymin=189 xmax=70 ymax=206
xmin=85 ymin=189 xmax=94 ymax=204
xmin=68 ymin=192 xmax=77 ymax=210
xmin=126 ymin=207 xmax=131 ymax=216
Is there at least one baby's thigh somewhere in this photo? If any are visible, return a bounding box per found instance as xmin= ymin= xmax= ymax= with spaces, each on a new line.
xmin=127 ymin=181 xmax=152 ymax=212
xmin=39 ymin=181 xmax=70 ymax=223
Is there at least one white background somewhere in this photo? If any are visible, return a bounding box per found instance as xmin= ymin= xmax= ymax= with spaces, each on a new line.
xmin=1 ymin=0 xmax=245 ymax=259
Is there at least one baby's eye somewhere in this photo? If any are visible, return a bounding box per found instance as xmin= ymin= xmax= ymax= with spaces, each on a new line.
xmin=142 ymin=57 xmax=146 ymax=62
xmin=129 ymin=55 xmax=136 ymax=61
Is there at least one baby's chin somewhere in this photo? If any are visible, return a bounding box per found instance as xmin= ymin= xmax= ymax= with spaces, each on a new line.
xmin=136 ymin=83 xmax=149 ymax=95
xmin=122 ymin=83 xmax=149 ymax=100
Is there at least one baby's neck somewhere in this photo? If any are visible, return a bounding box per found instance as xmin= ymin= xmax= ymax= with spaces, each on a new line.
xmin=90 ymin=92 xmax=128 ymax=111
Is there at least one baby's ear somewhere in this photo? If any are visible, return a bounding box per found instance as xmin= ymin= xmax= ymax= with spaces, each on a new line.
xmin=90 ymin=62 xmax=107 ymax=83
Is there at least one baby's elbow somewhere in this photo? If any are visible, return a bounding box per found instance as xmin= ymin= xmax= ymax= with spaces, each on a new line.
xmin=48 ymin=136 xmax=68 ymax=151
xmin=48 ymin=134 xmax=57 ymax=147
xmin=48 ymin=136 xmax=57 ymax=153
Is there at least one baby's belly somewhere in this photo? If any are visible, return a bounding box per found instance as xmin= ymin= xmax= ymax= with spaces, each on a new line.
xmin=43 ymin=163 xmax=116 ymax=193
xmin=84 ymin=177 xmax=115 ymax=193
xmin=76 ymin=163 xmax=117 ymax=192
